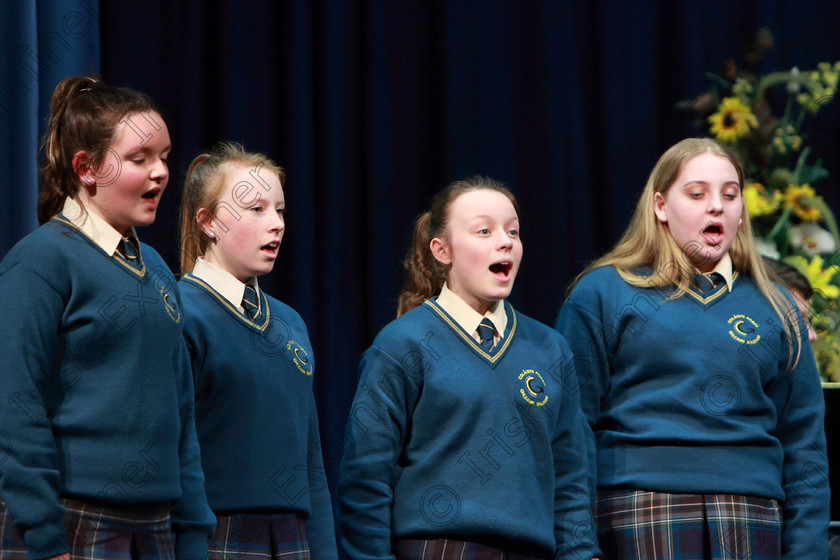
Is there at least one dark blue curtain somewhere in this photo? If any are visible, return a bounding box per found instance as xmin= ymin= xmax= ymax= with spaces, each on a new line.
xmin=4 ymin=0 xmax=840 ymax=541
xmin=0 ymin=0 xmax=99 ymax=254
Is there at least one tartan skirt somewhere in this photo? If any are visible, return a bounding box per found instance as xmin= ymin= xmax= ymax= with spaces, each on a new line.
xmin=208 ymin=513 xmax=310 ymax=560
xmin=1 ymin=496 xmax=173 ymax=560
xmin=393 ymin=538 xmax=549 ymax=560
xmin=595 ymin=489 xmax=782 ymax=560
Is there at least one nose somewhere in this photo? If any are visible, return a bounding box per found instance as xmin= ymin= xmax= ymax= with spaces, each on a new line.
xmin=708 ymin=192 xmax=723 ymax=214
xmin=498 ymin=231 xmax=514 ymax=249
xmin=270 ymin=212 xmax=285 ymax=233
xmin=150 ymin=158 xmax=168 ymax=183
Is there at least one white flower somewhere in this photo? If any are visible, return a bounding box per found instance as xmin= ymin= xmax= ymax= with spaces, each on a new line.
xmin=789 ymin=223 xmax=836 ymax=256
xmin=755 ymin=237 xmax=781 ymax=260
xmin=788 ymin=66 xmax=801 ymax=93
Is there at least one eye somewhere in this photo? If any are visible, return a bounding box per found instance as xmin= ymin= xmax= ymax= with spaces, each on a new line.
xmin=478 ymin=228 xmax=490 ymax=235
xmin=131 ymin=157 xmax=145 ymax=164
xmin=276 ymin=207 xmax=285 ymax=216
xmin=508 ymin=229 xmax=519 ymax=237
xmin=689 ymin=192 xmax=703 ymax=199
xmin=251 ymin=206 xmax=263 ymax=213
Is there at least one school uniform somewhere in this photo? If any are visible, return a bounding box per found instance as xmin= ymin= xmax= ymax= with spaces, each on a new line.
xmin=555 ymin=256 xmax=829 ymax=559
xmin=0 ymin=198 xmax=215 ymax=560
xmin=179 ymin=259 xmax=336 ymax=560
xmin=338 ymin=285 xmax=596 ymax=560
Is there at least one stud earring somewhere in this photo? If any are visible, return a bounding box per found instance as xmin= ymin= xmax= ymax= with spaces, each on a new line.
xmin=207 ymin=231 xmax=216 ymax=240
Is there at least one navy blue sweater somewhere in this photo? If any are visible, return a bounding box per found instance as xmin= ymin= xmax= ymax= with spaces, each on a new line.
xmin=338 ymin=299 xmax=596 ymax=560
xmin=556 ymin=266 xmax=829 ymax=559
xmin=0 ymin=217 xmax=214 ymax=560
xmin=179 ymin=273 xmax=337 ymax=559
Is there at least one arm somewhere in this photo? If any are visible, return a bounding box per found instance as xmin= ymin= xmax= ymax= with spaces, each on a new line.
xmin=551 ymin=340 xmax=600 ymax=560
xmin=767 ymin=329 xmax=829 ymax=559
xmin=169 ymin=338 xmax=216 ymax=560
xmin=304 ymin=396 xmax=338 ymax=560
xmin=554 ymin=298 xmax=612 ymax=498
xmin=338 ymin=346 xmax=416 ymax=560
xmin=0 ymin=266 xmax=70 ymax=560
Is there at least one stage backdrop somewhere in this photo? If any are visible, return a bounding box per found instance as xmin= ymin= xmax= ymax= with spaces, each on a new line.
xmin=3 ymin=0 xmax=840 ymax=528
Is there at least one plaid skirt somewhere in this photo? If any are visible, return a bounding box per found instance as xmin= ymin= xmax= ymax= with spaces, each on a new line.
xmin=595 ymin=489 xmax=782 ymax=560
xmin=393 ymin=538 xmax=549 ymax=560
xmin=208 ymin=513 xmax=309 ymax=560
xmin=1 ymin=496 xmax=173 ymax=560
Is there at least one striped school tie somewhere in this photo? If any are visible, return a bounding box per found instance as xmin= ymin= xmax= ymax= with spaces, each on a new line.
xmin=242 ymin=284 xmax=262 ymax=321
xmin=117 ymin=237 xmax=143 ymax=270
xmin=477 ymin=318 xmax=495 ymax=352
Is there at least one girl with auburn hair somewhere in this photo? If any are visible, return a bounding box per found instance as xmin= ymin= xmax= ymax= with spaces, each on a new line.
xmin=0 ymin=75 xmax=214 ymax=560
xmin=178 ymin=142 xmax=337 ymax=559
xmin=556 ymin=137 xmax=828 ymax=559
xmin=340 ymin=176 xmax=598 ymax=560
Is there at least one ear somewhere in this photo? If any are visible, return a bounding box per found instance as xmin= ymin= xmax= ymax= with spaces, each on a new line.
xmin=72 ymin=150 xmax=96 ymax=187
xmin=195 ymin=207 xmax=216 ymax=240
xmin=653 ymin=192 xmax=668 ymax=223
xmin=430 ymin=237 xmax=452 ymax=265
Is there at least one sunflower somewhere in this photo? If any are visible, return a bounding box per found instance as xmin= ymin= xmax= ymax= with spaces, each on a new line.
xmin=783 ymin=183 xmax=823 ymax=222
xmin=707 ymin=97 xmax=758 ymax=143
xmin=743 ymin=182 xmax=782 ymax=217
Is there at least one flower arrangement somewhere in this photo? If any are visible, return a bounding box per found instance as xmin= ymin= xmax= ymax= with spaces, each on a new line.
xmin=681 ymin=33 xmax=840 ymax=382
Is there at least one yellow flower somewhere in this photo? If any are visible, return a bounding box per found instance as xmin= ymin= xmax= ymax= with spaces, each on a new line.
xmin=784 ymin=183 xmax=823 ymax=221
xmin=804 ymin=256 xmax=840 ymax=300
xmin=743 ymin=183 xmax=782 ymax=217
xmin=707 ymin=97 xmax=758 ymax=143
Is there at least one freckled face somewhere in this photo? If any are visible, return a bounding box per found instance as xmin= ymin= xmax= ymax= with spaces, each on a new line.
xmin=653 ymin=152 xmax=743 ymax=273
xmin=201 ymin=164 xmax=286 ymax=282
xmin=431 ymin=189 xmax=523 ymax=315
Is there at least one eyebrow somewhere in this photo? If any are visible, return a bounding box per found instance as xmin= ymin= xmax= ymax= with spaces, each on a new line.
xmin=681 ymin=180 xmax=740 ymax=188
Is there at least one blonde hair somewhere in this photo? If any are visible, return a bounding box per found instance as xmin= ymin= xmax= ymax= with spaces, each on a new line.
xmin=397 ymin=176 xmax=519 ymax=317
xmin=571 ymin=137 xmax=802 ymax=365
xmin=179 ymin=141 xmax=286 ymax=274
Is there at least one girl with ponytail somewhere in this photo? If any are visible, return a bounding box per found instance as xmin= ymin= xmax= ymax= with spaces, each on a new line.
xmin=0 ymin=76 xmax=214 ymax=560
xmin=339 ymin=177 xmax=598 ymax=560
xmin=177 ymin=142 xmax=337 ymax=559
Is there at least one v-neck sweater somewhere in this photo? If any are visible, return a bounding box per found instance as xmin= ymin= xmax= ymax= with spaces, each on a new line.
xmin=338 ymin=298 xmax=596 ymax=559
xmin=555 ymin=265 xmax=828 ymax=558
xmin=178 ymin=273 xmax=336 ymax=559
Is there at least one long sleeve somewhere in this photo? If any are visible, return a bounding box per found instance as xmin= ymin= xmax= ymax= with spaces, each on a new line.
xmin=170 ymin=338 xmax=216 ymax=560
xmin=766 ymin=325 xmax=829 ymax=558
xmin=305 ymin=396 xmax=338 ymax=559
xmin=555 ymin=298 xmax=612 ymax=499
xmin=338 ymin=346 xmax=416 ymax=560
xmin=549 ymin=345 xmax=599 ymax=560
xmin=0 ymin=265 xmax=70 ymax=560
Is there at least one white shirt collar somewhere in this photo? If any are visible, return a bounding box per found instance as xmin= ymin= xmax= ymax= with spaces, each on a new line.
xmin=61 ymin=197 xmax=137 ymax=257
xmin=436 ymin=283 xmax=507 ymax=341
xmin=191 ymin=258 xmax=260 ymax=314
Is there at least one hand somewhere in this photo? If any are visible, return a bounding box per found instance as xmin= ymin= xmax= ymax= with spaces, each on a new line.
xmin=45 ymin=554 xmax=70 ymax=560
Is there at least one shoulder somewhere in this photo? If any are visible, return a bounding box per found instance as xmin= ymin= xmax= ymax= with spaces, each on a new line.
xmin=511 ymin=307 xmax=573 ymax=353
xmin=369 ymin=302 xmax=436 ymax=350
xmin=264 ymin=292 xmax=308 ymax=330
xmin=0 ymin=220 xmax=83 ymax=282
xmin=565 ymin=265 xmax=628 ymax=306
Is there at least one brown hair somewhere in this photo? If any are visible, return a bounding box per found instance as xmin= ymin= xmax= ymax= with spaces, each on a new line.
xmin=569 ymin=137 xmax=802 ymax=364
xmin=396 ymin=175 xmax=519 ymax=316
xmin=38 ymin=75 xmax=160 ymax=223
xmin=179 ymin=141 xmax=286 ymax=274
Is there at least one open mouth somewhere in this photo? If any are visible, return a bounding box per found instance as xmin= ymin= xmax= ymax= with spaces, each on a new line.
xmin=261 ymin=241 xmax=280 ymax=252
xmin=702 ymin=222 xmax=723 ymax=245
xmin=489 ymin=260 xmax=512 ymax=279
xmin=141 ymin=187 xmax=161 ymax=199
